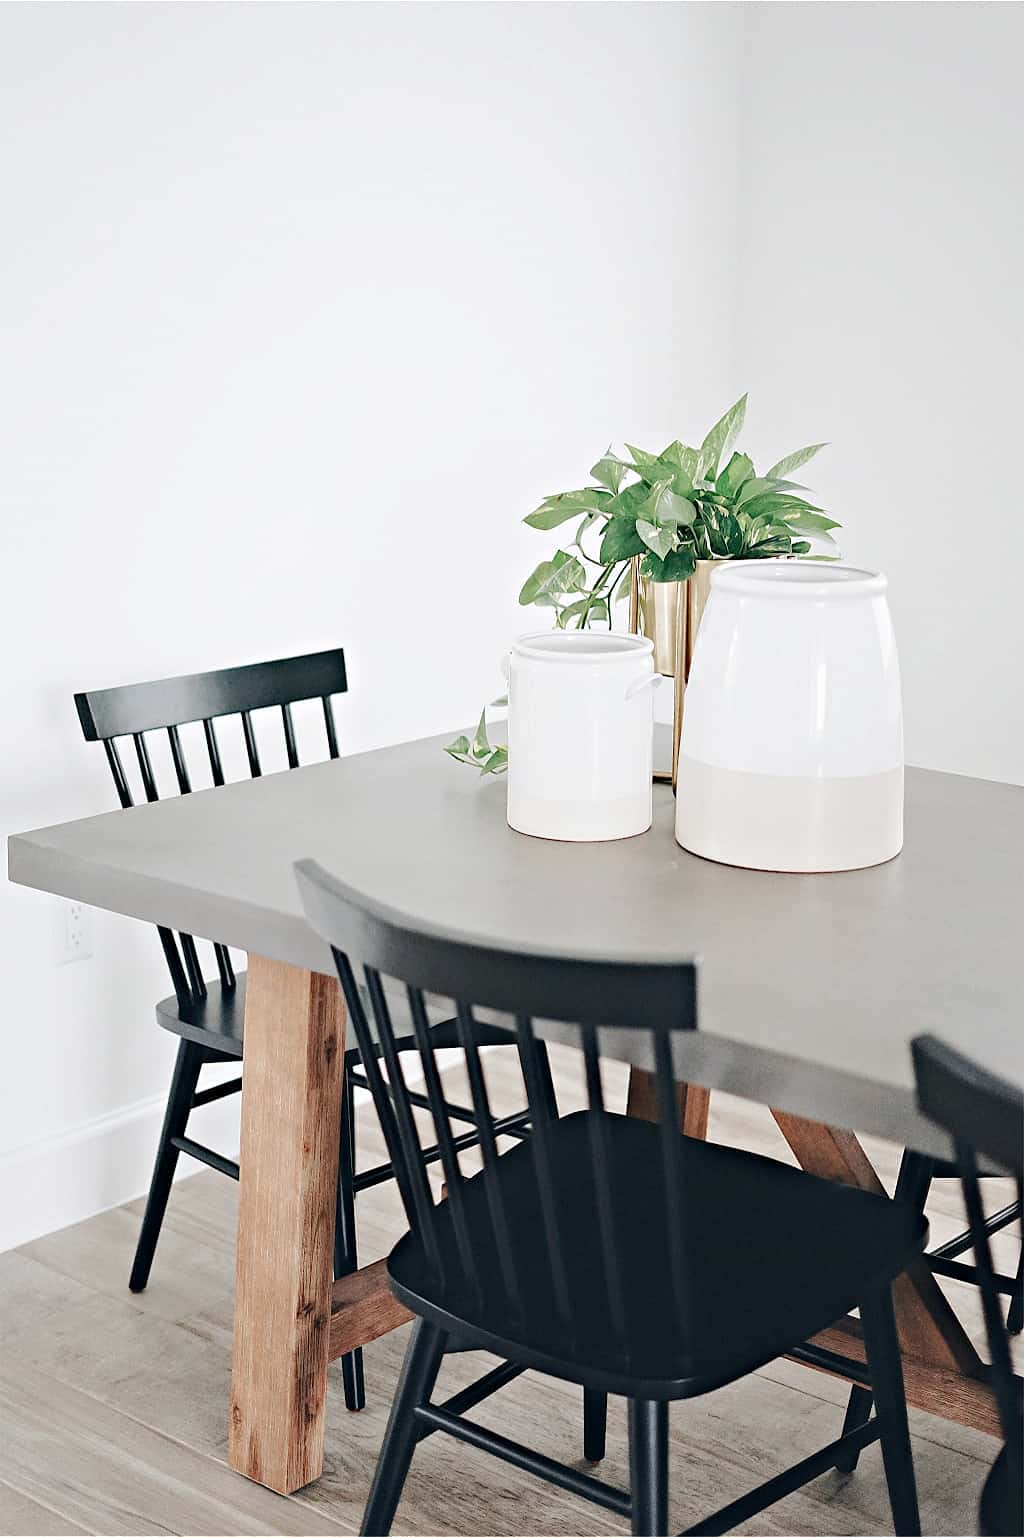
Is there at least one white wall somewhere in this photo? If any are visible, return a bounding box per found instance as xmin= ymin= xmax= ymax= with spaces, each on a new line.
xmin=3 ymin=2 xmax=1019 ymax=1252
xmin=0 ymin=2 xmax=742 ymax=1248
xmin=734 ymin=2 xmax=1024 ymax=786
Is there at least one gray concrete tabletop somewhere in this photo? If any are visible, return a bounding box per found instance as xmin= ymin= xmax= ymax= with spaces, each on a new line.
xmin=9 ymin=731 xmax=1022 ymax=1154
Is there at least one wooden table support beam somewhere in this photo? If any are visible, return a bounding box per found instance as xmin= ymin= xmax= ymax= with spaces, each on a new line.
xmin=800 ymin=1316 xmax=1002 ymax=1438
xmin=329 ymin=1259 xmax=412 ymax=1361
xmin=229 ymin=957 xmax=347 ymax=1495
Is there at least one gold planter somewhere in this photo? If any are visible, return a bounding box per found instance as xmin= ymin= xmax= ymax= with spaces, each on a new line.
xmin=629 ymin=558 xmax=724 ymax=787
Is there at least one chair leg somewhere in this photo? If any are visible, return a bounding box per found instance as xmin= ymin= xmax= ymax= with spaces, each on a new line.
xmin=129 ymin=1038 xmax=204 ymax=1293
xmin=336 ymin=1066 xmax=365 ymax=1411
xmin=360 ymin=1319 xmax=446 ymax=1537
xmin=836 ymin=1149 xmax=934 ymax=1475
xmin=834 ymin=1383 xmax=874 ymax=1474
xmin=1006 ymin=1245 xmax=1023 ymax=1335
xmin=861 ymin=1283 xmax=921 ymax=1536
xmin=583 ymin=1388 xmax=607 ymax=1462
xmin=628 ymin=1398 xmax=669 ymax=1537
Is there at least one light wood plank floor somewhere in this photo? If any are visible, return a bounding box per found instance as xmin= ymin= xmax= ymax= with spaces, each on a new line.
xmin=0 ymin=1052 xmax=1018 ymax=1537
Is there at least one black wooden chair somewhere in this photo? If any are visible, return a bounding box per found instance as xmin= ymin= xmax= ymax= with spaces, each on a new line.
xmin=73 ymin=648 xmax=523 ymax=1416
xmin=295 ymin=857 xmax=926 ymax=1537
xmin=836 ymin=1151 xmax=1022 ymax=1473
xmin=912 ymin=1037 xmax=1022 ymax=1537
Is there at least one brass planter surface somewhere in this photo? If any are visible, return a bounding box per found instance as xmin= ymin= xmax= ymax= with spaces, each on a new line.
xmin=640 ymin=579 xmax=684 ymax=678
xmin=629 ymin=558 xmax=724 ymax=786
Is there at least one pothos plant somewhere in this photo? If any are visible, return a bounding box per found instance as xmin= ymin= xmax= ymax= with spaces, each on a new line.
xmin=518 ymin=392 xmax=839 ymax=631
xmin=446 ymin=393 xmax=839 ymax=774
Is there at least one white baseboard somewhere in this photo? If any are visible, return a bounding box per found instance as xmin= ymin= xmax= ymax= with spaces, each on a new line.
xmin=0 ymin=1084 xmax=243 ymax=1254
xmin=0 ymin=1049 xmax=444 ymax=1254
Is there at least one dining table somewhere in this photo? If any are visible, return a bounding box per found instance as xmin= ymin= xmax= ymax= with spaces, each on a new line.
xmin=7 ymin=728 xmax=1023 ymax=1495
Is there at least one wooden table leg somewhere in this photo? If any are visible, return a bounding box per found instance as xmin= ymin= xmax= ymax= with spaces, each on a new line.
xmin=626 ymin=1066 xmax=710 ymax=1139
xmin=228 ymin=955 xmax=346 ymax=1494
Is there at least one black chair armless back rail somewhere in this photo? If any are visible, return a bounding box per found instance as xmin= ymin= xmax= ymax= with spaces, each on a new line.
xmin=74 ymin=648 xmax=550 ymax=1425
xmin=76 ymin=648 xmax=347 ymax=1017
xmin=296 ymin=857 xmax=926 ymax=1537
xmin=74 ymin=650 xmax=374 ymax=1407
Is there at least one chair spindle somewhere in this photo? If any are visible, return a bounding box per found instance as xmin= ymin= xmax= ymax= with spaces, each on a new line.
xmin=515 ymin=1014 xmax=575 ymax=1340
xmin=364 ymin=969 xmax=444 ymax=1279
xmin=406 ymin=986 xmax=482 ymax=1302
xmin=580 ymin=1023 xmax=630 ymax=1354
xmin=241 ymin=710 xmax=262 ymax=777
xmin=323 ymin=696 xmax=339 ymax=758
xmin=333 ymin=949 xmax=416 ymax=1217
xmin=453 ymin=1001 xmax=524 ymax=1316
xmin=203 ymin=718 xmax=225 ymax=786
xmin=103 ymin=739 xmax=134 ymax=809
xmin=133 ymin=732 xmax=159 ymax=803
xmin=654 ymin=1024 xmax=693 ymax=1329
xmin=167 ymin=725 xmax=192 ymax=795
xmin=281 ymin=703 xmax=299 ymax=769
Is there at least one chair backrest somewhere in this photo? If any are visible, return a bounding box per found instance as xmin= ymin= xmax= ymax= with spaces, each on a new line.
xmin=294 ymin=856 xmax=698 ymax=1366
xmin=76 ymin=649 xmax=347 ymax=1007
xmin=912 ymin=1034 xmax=1022 ymax=1496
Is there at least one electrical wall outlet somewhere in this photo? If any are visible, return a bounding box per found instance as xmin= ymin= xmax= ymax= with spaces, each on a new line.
xmin=56 ymin=900 xmax=94 ymax=964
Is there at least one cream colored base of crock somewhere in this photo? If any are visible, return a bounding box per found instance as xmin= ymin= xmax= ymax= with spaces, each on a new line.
xmin=508 ymin=790 xmax=653 ymax=843
xmin=675 ymin=757 xmax=903 ymax=872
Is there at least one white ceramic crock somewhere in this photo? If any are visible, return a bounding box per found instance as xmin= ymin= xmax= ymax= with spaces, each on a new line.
xmin=506 ymin=631 xmax=658 ymax=842
xmin=675 ymin=562 xmax=904 ymax=872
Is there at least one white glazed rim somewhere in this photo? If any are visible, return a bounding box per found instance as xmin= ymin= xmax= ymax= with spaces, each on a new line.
xmin=512 ymin=630 xmax=654 ymax=663
xmin=711 ymin=560 xmax=887 ymax=600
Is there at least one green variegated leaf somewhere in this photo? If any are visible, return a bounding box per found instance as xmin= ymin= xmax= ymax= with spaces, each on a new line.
xmin=640 ymin=546 xmax=697 ymax=582
xmin=697 ymin=393 xmax=747 ymax=481
xmin=738 ymin=492 xmax=826 ymax=523
xmin=735 ymin=476 xmax=777 ymax=507
xmin=523 ymin=504 xmax=581 ymax=531
xmin=746 ymin=536 xmax=792 ymax=557
xmin=779 ymin=509 xmax=841 ymax=534
xmin=721 ymin=511 xmax=746 ymax=556
xmin=701 ymin=505 xmax=744 ymax=557
xmin=589 ymin=450 xmax=628 ymax=493
xmin=518 ymin=550 xmax=587 ymax=606
xmin=444 ymin=735 xmax=471 ymax=759
xmin=613 ymin=565 xmax=634 ymax=604
xmin=524 ymin=488 xmax=610 ymax=529
xmin=659 ymin=441 xmax=701 ymax=495
xmin=572 ymin=510 xmax=602 ymax=550
xmin=471 ymin=709 xmax=491 ymax=759
xmin=637 ymin=519 xmax=677 ymax=560
xmin=605 ymin=481 xmax=649 ymax=519
xmin=599 ymin=514 xmax=646 ymax=563
xmin=624 ymin=444 xmax=666 ymax=479
xmin=559 ymin=596 xmax=610 ymax=628
xmin=716 ymin=451 xmax=754 ymax=499
xmin=765 ymin=443 xmax=828 ymax=480
xmin=479 ymin=747 xmax=508 ymax=775
xmin=639 ymin=477 xmax=695 ymax=528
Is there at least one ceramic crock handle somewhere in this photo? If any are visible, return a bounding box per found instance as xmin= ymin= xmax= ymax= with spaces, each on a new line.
xmin=500 ymin=655 xmax=511 ymax=686
xmin=625 ymin=673 xmax=663 ymax=701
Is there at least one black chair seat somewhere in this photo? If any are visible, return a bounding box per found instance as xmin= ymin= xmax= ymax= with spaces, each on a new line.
xmin=388 ymin=1109 xmax=927 ymax=1400
xmin=156 ymin=972 xmax=512 ymax=1062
